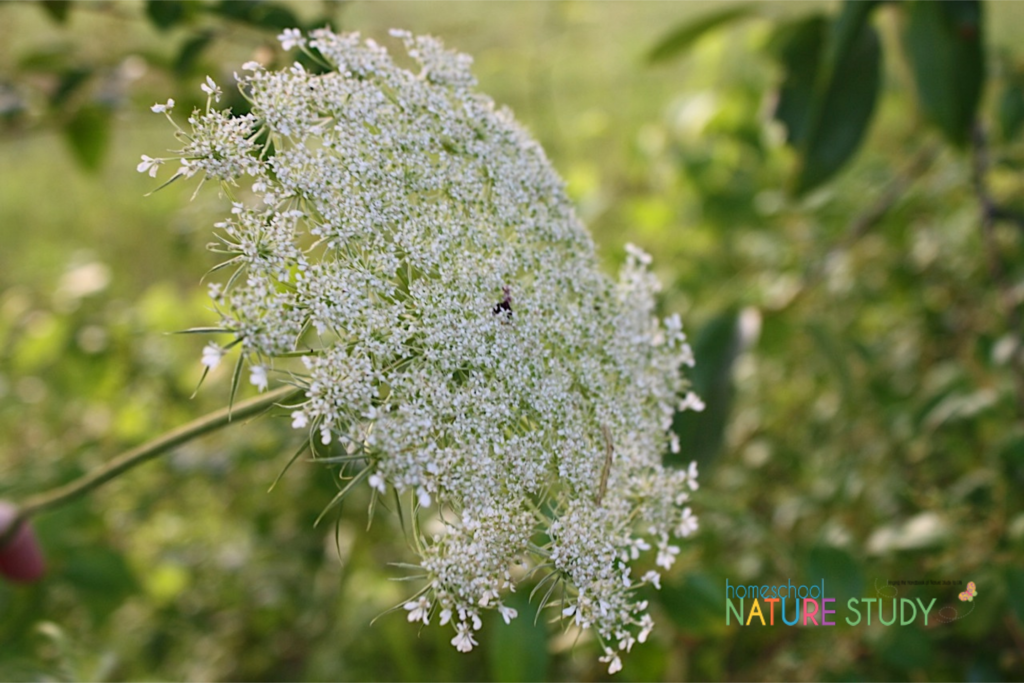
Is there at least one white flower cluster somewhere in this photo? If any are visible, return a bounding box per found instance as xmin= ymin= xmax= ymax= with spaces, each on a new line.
xmin=143 ymin=28 xmax=702 ymax=672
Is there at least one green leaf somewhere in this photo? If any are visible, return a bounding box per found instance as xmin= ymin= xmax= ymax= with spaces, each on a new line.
xmin=485 ymin=591 xmax=549 ymax=682
xmin=768 ymin=2 xmax=883 ymax=194
xmin=622 ymin=640 xmax=669 ymax=683
xmin=174 ymin=30 xmax=214 ymax=77
xmin=824 ymin=1 xmax=881 ymax=75
xmin=670 ymin=310 xmax=743 ymax=467
xmin=768 ymin=15 xmax=828 ymax=147
xmin=207 ymin=1 xmax=300 ymax=33
xmin=146 ymin=0 xmax=187 ymax=31
xmin=39 ymin=0 xmax=71 ymax=24
xmin=806 ymin=545 xmax=863 ymax=606
xmin=999 ymin=82 xmax=1024 ymax=141
xmin=804 ymin=13 xmax=881 ymax=193
xmin=63 ymin=104 xmax=111 ymax=171
xmin=658 ymin=572 xmax=726 ymax=636
xmin=647 ymin=5 xmax=756 ymax=63
xmin=901 ymin=0 xmax=985 ymax=146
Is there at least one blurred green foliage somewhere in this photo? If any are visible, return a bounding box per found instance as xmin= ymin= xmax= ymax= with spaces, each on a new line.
xmin=2 ymin=0 xmax=1024 ymax=680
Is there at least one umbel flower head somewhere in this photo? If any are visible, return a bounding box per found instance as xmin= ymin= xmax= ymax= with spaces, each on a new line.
xmin=143 ymin=28 xmax=702 ymax=672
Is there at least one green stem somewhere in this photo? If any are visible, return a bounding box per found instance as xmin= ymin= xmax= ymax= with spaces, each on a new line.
xmin=1 ymin=385 xmax=301 ymax=547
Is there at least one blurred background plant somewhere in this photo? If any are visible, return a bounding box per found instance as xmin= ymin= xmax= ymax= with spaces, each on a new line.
xmin=1 ymin=0 xmax=1023 ymax=680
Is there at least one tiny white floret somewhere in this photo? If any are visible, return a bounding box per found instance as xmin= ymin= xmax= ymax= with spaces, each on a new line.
xmin=451 ymin=623 xmax=477 ymax=653
xmin=201 ymin=343 xmax=223 ymax=370
xmin=150 ymin=99 xmax=174 ymax=113
xmin=249 ymin=365 xmax=268 ymax=392
xmin=277 ymin=28 xmax=306 ymax=50
xmin=404 ymin=596 xmax=430 ymax=625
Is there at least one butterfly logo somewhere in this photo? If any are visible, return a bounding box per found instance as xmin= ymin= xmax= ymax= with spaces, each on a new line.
xmin=958 ymin=581 xmax=977 ymax=602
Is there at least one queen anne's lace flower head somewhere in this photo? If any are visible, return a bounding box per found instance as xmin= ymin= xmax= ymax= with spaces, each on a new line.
xmin=144 ymin=27 xmax=702 ymax=673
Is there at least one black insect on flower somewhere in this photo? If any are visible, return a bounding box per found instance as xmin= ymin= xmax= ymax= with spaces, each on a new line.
xmin=492 ymin=285 xmax=513 ymax=321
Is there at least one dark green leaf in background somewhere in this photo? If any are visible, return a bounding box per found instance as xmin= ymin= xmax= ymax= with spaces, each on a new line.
xmin=622 ymin=640 xmax=669 ymax=682
xmin=659 ymin=572 xmax=727 ymax=636
xmin=768 ymin=15 xmax=828 ymax=148
xmin=208 ymin=1 xmax=301 ymax=33
xmin=174 ymin=31 xmax=215 ymax=78
xmin=485 ymin=590 xmax=549 ymax=682
xmin=146 ymin=0 xmax=188 ymax=31
xmin=998 ymin=82 xmax=1024 ymax=141
xmin=823 ymin=1 xmax=880 ymax=75
xmin=901 ymin=0 xmax=985 ymax=147
xmin=796 ymin=18 xmax=880 ymax=194
xmin=39 ymin=0 xmax=70 ymax=24
xmin=63 ymin=104 xmax=111 ymax=171
xmin=670 ymin=310 xmax=742 ymax=468
xmin=770 ymin=1 xmax=882 ymax=195
xmin=647 ymin=5 xmax=756 ymax=64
